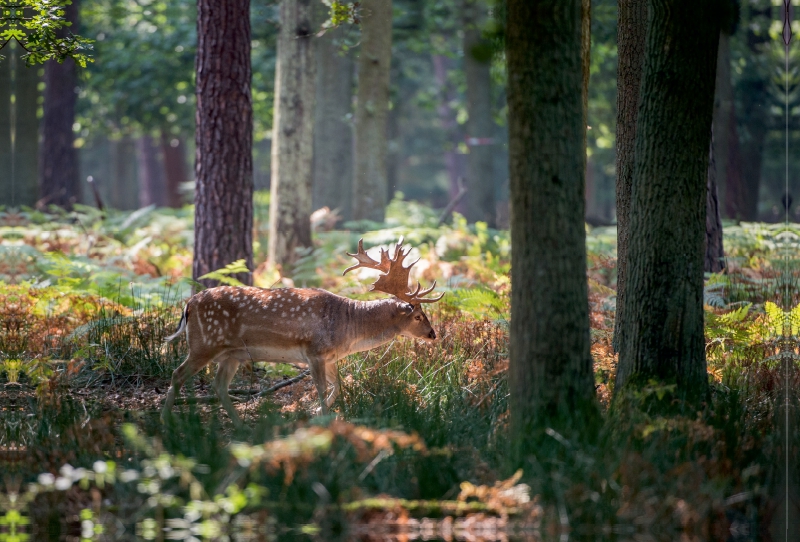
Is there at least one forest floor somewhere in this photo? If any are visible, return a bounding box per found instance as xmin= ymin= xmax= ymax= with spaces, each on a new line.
xmin=1 ymin=201 xmax=798 ymax=540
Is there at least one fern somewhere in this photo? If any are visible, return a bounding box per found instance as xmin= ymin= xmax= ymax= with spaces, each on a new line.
xmin=197 ymin=259 xmax=250 ymax=287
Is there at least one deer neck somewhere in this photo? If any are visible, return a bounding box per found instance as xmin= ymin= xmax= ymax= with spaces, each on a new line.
xmin=344 ymin=299 xmax=405 ymax=355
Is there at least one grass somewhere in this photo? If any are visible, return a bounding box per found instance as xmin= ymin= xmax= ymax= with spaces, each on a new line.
xmin=0 ymin=200 xmax=796 ymax=540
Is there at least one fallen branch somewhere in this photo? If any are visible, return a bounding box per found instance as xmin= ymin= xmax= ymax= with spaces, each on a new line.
xmin=436 ymin=176 xmax=467 ymax=226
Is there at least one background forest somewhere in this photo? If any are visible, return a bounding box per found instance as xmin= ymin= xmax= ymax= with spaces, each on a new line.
xmin=0 ymin=0 xmax=799 ymax=541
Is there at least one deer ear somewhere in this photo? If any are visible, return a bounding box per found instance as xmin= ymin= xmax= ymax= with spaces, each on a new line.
xmin=399 ymin=302 xmax=414 ymax=315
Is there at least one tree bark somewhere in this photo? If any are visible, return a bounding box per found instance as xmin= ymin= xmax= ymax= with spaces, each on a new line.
xmin=268 ymin=0 xmax=315 ymax=269
xmin=194 ymin=0 xmax=254 ymax=287
xmin=136 ymin=135 xmax=165 ymax=208
xmin=507 ymin=0 xmax=597 ymax=440
xmin=312 ymin=25 xmax=354 ymax=221
xmin=110 ymin=137 xmax=139 ymax=210
xmin=39 ymin=0 xmax=80 ymax=209
xmin=706 ymin=128 xmax=725 ymax=273
xmin=161 ymin=132 xmax=188 ymax=208
xmin=612 ymin=0 xmax=647 ymax=354
xmin=463 ymin=0 xmax=495 ymax=227
xmin=352 ymin=0 xmax=392 ymax=222
xmin=615 ymin=0 xmax=720 ymax=401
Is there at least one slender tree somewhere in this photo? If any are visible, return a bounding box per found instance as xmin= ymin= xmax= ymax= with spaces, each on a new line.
xmin=612 ymin=0 xmax=647 ymax=354
xmin=136 ymin=135 xmax=166 ymax=208
xmin=312 ymin=24 xmax=353 ymax=220
xmin=614 ymin=0 xmax=720 ymax=400
xmin=161 ymin=133 xmax=188 ymax=208
xmin=39 ymin=0 xmax=81 ymax=209
xmin=268 ymin=0 xmax=316 ymax=269
xmin=507 ymin=0 xmax=597 ymax=441
xmin=193 ymin=0 xmax=254 ymax=287
xmin=463 ymin=0 xmax=495 ymax=226
xmin=352 ymin=0 xmax=392 ymax=222
xmin=0 ymin=53 xmax=10 ymax=206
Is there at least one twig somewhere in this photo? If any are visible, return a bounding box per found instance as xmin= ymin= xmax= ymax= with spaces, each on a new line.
xmin=252 ymin=371 xmax=310 ymax=398
xmin=436 ymin=176 xmax=467 ymax=226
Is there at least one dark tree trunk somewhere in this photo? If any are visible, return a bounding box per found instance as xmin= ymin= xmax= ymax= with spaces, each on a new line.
xmin=615 ymin=0 xmax=720 ymax=401
xmin=463 ymin=0 xmax=495 ymax=226
xmin=432 ymin=54 xmax=466 ymax=214
xmin=352 ymin=0 xmax=392 ymax=222
xmin=312 ymin=25 xmax=353 ymax=220
xmin=706 ymin=128 xmax=725 ymax=273
xmin=268 ymin=0 xmax=315 ymax=269
xmin=713 ymin=32 xmax=733 ymax=214
xmin=194 ymin=0 xmax=254 ymax=287
xmin=136 ymin=135 xmax=165 ymax=208
xmin=612 ymin=0 xmax=647 ymax=354
xmin=506 ymin=0 xmax=597 ymax=441
xmin=161 ymin=132 xmax=187 ymax=208
xmin=39 ymin=0 xmax=80 ymax=209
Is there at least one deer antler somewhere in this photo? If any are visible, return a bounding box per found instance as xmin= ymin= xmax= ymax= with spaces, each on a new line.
xmin=343 ymin=237 xmax=445 ymax=305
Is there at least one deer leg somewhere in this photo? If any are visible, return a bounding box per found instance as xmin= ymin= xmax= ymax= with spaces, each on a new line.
xmin=324 ymin=361 xmax=340 ymax=409
xmin=213 ymin=356 xmax=243 ymax=426
xmin=309 ymin=359 xmax=329 ymax=415
xmin=162 ymin=353 xmax=211 ymax=421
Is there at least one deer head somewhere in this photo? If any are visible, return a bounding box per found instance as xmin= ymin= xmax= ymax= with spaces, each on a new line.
xmin=343 ymin=237 xmax=444 ymax=341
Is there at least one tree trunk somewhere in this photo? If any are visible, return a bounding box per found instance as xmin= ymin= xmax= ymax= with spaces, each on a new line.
xmin=706 ymin=127 xmax=725 ymax=273
xmin=194 ymin=0 xmax=254 ymax=287
xmin=463 ymin=0 xmax=495 ymax=226
xmin=312 ymin=25 xmax=354 ymax=221
xmin=507 ymin=0 xmax=597 ymax=440
xmin=432 ymin=54 xmax=466 ymax=214
xmin=161 ymin=132 xmax=187 ymax=208
xmin=615 ymin=0 xmax=720 ymax=401
xmin=612 ymin=0 xmax=647 ymax=354
xmin=136 ymin=135 xmax=165 ymax=208
xmin=268 ymin=0 xmax=315 ymax=269
xmin=14 ymin=49 xmax=40 ymax=207
xmin=39 ymin=0 xmax=80 ymax=209
xmin=352 ymin=0 xmax=392 ymax=222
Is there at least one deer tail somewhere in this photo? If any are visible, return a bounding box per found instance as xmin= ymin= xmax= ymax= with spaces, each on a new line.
xmin=164 ymin=305 xmax=188 ymax=343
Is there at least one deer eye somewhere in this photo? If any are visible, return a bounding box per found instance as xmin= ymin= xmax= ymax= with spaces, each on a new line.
xmin=415 ymin=315 xmax=422 ymax=321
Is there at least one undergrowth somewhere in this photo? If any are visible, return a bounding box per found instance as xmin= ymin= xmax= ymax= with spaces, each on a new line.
xmin=0 ymin=202 xmax=797 ymax=539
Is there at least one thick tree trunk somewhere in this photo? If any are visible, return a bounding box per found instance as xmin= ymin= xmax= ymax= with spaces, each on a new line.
xmin=352 ymin=0 xmax=392 ymax=222
xmin=194 ymin=0 xmax=254 ymax=287
xmin=612 ymin=0 xmax=647 ymax=354
xmin=463 ymin=0 xmax=495 ymax=226
xmin=706 ymin=128 xmax=725 ymax=273
xmin=615 ymin=0 xmax=720 ymax=401
xmin=312 ymin=25 xmax=354 ymax=220
xmin=39 ymin=0 xmax=80 ymax=209
xmin=432 ymin=54 xmax=466 ymax=214
xmin=268 ymin=0 xmax=315 ymax=269
xmin=161 ymin=132 xmax=187 ymax=208
xmin=507 ymin=0 xmax=596 ymax=440
xmin=136 ymin=135 xmax=165 ymax=208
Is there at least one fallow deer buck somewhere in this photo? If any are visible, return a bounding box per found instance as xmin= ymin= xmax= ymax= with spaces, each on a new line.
xmin=161 ymin=238 xmax=444 ymax=424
